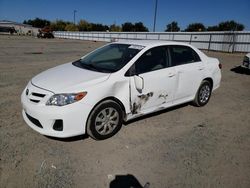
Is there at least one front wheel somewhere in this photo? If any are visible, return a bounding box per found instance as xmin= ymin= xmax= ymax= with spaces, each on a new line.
xmin=193 ymin=80 xmax=212 ymax=107
xmin=86 ymin=100 xmax=123 ymax=140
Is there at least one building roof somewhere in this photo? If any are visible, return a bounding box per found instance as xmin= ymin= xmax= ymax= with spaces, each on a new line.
xmin=0 ymin=20 xmax=33 ymax=27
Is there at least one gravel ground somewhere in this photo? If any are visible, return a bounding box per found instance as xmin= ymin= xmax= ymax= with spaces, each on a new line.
xmin=0 ymin=35 xmax=250 ymax=188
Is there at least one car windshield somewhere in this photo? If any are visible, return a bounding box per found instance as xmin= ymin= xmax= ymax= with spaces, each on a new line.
xmin=73 ymin=43 xmax=143 ymax=73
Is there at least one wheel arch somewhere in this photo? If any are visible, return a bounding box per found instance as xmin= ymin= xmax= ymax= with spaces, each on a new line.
xmin=203 ymin=77 xmax=213 ymax=90
xmin=86 ymin=96 xmax=126 ymax=131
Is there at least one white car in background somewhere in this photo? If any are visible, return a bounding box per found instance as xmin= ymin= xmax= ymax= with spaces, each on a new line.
xmin=21 ymin=40 xmax=221 ymax=140
xmin=242 ymin=53 xmax=250 ymax=69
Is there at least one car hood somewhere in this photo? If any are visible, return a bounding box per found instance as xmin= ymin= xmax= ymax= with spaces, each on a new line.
xmin=32 ymin=62 xmax=110 ymax=93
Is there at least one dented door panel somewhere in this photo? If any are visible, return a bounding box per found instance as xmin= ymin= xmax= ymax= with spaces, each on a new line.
xmin=129 ymin=67 xmax=177 ymax=115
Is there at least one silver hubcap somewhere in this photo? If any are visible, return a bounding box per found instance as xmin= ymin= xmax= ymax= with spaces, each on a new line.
xmin=199 ymin=85 xmax=210 ymax=103
xmin=95 ymin=107 xmax=119 ymax=135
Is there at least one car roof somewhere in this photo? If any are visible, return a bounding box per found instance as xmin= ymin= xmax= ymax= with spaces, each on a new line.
xmin=114 ymin=40 xmax=190 ymax=48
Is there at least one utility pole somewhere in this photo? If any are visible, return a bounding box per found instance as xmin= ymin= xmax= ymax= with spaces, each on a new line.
xmin=153 ymin=0 xmax=158 ymax=32
xmin=73 ymin=10 xmax=77 ymax=25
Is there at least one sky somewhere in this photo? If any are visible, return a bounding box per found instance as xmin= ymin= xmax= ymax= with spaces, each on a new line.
xmin=0 ymin=0 xmax=249 ymax=31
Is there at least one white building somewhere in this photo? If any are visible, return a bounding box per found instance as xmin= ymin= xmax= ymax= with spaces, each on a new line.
xmin=0 ymin=20 xmax=39 ymax=36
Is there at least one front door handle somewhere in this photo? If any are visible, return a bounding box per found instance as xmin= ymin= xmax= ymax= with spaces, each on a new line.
xmin=168 ymin=72 xmax=175 ymax=77
xmin=198 ymin=66 xmax=205 ymax=70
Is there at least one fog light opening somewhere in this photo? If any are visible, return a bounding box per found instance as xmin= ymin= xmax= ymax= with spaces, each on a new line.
xmin=53 ymin=120 xmax=63 ymax=131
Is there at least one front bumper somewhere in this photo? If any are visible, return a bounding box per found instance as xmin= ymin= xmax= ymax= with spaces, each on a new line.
xmin=21 ymin=82 xmax=92 ymax=138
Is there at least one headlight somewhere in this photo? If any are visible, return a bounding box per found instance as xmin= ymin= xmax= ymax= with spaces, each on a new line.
xmin=46 ymin=92 xmax=87 ymax=106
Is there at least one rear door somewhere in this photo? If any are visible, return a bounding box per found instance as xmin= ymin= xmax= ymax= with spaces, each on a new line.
xmin=169 ymin=45 xmax=205 ymax=103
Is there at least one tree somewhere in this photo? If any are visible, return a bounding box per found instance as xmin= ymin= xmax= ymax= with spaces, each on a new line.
xmin=122 ymin=22 xmax=148 ymax=32
xmin=23 ymin=18 xmax=50 ymax=28
xmin=50 ymin=20 xmax=69 ymax=31
xmin=78 ymin=20 xmax=109 ymax=31
xmin=185 ymin=23 xmax=206 ymax=32
xmin=134 ymin=22 xmax=148 ymax=32
xmin=78 ymin=20 xmax=92 ymax=31
xmin=110 ymin=24 xmax=122 ymax=32
xmin=165 ymin=21 xmax=180 ymax=32
xmin=207 ymin=20 xmax=244 ymax=31
xmin=122 ymin=22 xmax=134 ymax=31
xmin=217 ymin=20 xmax=244 ymax=31
xmin=65 ymin=23 xmax=79 ymax=31
xmin=207 ymin=25 xmax=220 ymax=31
xmin=91 ymin=23 xmax=109 ymax=31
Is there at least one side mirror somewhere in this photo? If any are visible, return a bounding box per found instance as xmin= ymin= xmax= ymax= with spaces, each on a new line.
xmin=134 ymin=75 xmax=144 ymax=92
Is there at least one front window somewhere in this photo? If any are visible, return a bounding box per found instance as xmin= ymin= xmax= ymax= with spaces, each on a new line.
xmin=73 ymin=44 xmax=143 ymax=73
xmin=134 ymin=46 xmax=169 ymax=74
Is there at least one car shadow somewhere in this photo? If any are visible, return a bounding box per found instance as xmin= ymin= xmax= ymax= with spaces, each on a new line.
xmin=124 ymin=103 xmax=189 ymax=125
xmin=45 ymin=134 xmax=89 ymax=142
xmin=231 ymin=66 xmax=250 ymax=75
xmin=109 ymin=174 xmax=150 ymax=188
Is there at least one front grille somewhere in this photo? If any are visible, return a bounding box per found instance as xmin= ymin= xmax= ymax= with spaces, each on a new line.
xmin=28 ymin=92 xmax=46 ymax=103
xmin=25 ymin=113 xmax=43 ymax=128
xmin=26 ymin=83 xmax=53 ymax=104
xmin=30 ymin=99 xmax=40 ymax=103
xmin=32 ymin=92 xmax=46 ymax=98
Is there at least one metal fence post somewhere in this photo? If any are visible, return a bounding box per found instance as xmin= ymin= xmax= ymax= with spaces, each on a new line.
xmin=232 ymin=31 xmax=236 ymax=53
xmin=208 ymin=34 xmax=212 ymax=51
xmin=189 ymin=34 xmax=192 ymax=44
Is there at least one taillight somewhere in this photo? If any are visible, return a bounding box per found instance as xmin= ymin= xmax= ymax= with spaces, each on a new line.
xmin=219 ymin=63 xmax=222 ymax=69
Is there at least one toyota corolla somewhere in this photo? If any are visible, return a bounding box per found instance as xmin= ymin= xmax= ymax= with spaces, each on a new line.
xmin=21 ymin=40 xmax=221 ymax=140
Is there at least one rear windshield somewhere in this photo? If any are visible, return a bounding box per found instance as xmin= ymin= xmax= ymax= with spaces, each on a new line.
xmin=73 ymin=44 xmax=143 ymax=73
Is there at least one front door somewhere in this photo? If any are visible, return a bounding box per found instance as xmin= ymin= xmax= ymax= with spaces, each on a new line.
xmin=128 ymin=46 xmax=177 ymax=115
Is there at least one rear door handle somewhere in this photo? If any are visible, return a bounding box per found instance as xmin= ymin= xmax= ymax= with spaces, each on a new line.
xmin=198 ymin=67 xmax=205 ymax=70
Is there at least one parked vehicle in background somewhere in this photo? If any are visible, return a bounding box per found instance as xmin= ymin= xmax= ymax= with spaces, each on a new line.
xmin=0 ymin=26 xmax=16 ymax=34
xmin=242 ymin=53 xmax=250 ymax=70
xmin=37 ymin=26 xmax=54 ymax=38
xmin=21 ymin=40 xmax=222 ymax=140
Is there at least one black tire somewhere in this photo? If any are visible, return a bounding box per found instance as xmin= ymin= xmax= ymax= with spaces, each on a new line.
xmin=193 ymin=80 xmax=212 ymax=107
xmin=86 ymin=100 xmax=123 ymax=140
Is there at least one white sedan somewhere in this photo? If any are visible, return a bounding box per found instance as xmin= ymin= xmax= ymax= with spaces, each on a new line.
xmin=21 ymin=40 xmax=221 ymax=140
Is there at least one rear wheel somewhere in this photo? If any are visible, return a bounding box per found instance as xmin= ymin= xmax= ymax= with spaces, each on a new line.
xmin=87 ymin=100 xmax=123 ymax=140
xmin=193 ymin=80 xmax=212 ymax=107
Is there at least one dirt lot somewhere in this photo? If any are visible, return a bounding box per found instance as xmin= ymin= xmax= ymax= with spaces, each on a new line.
xmin=0 ymin=35 xmax=250 ymax=188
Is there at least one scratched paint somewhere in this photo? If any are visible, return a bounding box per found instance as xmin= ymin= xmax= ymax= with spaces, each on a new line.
xmin=131 ymin=92 xmax=154 ymax=114
xmin=158 ymin=94 xmax=168 ymax=100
